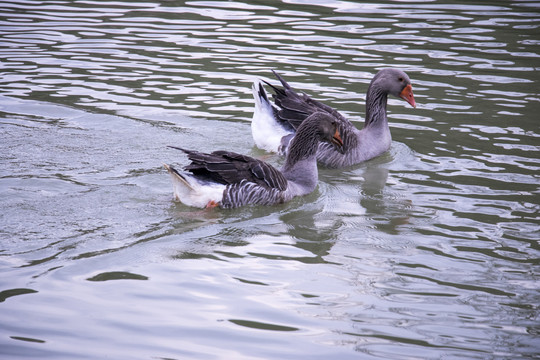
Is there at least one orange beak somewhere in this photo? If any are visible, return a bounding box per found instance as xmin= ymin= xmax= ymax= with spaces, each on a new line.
xmin=399 ymin=84 xmax=416 ymax=108
xmin=332 ymin=129 xmax=343 ymax=147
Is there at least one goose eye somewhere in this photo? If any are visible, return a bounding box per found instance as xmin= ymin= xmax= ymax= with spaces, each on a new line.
xmin=398 ymin=77 xmax=404 ymax=82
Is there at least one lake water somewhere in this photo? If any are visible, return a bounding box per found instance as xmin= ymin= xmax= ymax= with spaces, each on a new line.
xmin=1 ymin=1 xmax=539 ymax=359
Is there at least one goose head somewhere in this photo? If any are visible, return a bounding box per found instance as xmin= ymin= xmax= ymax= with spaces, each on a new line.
xmin=314 ymin=112 xmax=343 ymax=148
xmin=372 ymin=68 xmax=416 ymax=108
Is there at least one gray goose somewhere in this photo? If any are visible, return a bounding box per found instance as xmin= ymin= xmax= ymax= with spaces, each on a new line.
xmin=164 ymin=112 xmax=343 ymax=209
xmin=251 ymin=68 xmax=416 ymax=168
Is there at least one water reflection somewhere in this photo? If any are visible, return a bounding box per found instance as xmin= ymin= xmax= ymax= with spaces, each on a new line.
xmin=360 ymin=166 xmax=412 ymax=235
xmin=280 ymin=207 xmax=338 ymax=263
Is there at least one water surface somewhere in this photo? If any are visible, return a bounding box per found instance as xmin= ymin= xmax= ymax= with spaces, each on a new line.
xmin=1 ymin=1 xmax=539 ymax=359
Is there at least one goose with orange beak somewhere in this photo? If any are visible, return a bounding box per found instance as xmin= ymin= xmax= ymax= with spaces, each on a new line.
xmin=252 ymin=68 xmax=416 ymax=168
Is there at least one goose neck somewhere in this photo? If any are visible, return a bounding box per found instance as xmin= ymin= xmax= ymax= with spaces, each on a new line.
xmin=284 ymin=125 xmax=318 ymax=170
xmin=365 ymin=86 xmax=388 ymax=128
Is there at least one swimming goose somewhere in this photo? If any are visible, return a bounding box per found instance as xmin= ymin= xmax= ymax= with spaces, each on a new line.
xmin=164 ymin=112 xmax=343 ymax=209
xmin=251 ymin=68 xmax=416 ymax=168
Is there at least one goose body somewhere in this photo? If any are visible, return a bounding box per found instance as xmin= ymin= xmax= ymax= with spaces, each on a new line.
xmin=165 ymin=112 xmax=343 ymax=209
xmin=251 ymin=68 xmax=416 ymax=168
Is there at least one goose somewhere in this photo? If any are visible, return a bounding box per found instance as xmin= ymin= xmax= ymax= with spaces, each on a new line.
xmin=251 ymin=68 xmax=416 ymax=168
xmin=164 ymin=112 xmax=343 ymax=209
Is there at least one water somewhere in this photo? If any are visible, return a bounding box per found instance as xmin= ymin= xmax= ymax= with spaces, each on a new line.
xmin=1 ymin=1 xmax=539 ymax=359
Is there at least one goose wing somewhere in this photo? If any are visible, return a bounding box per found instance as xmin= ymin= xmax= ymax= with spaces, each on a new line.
xmin=266 ymin=71 xmax=347 ymax=130
xmin=169 ymin=147 xmax=288 ymax=191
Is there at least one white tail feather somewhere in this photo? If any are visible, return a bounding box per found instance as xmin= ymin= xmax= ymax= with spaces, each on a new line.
xmin=164 ymin=164 xmax=225 ymax=208
xmin=251 ymin=81 xmax=292 ymax=153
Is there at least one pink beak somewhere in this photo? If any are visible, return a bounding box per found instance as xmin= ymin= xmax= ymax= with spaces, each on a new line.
xmin=399 ymin=84 xmax=416 ymax=108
